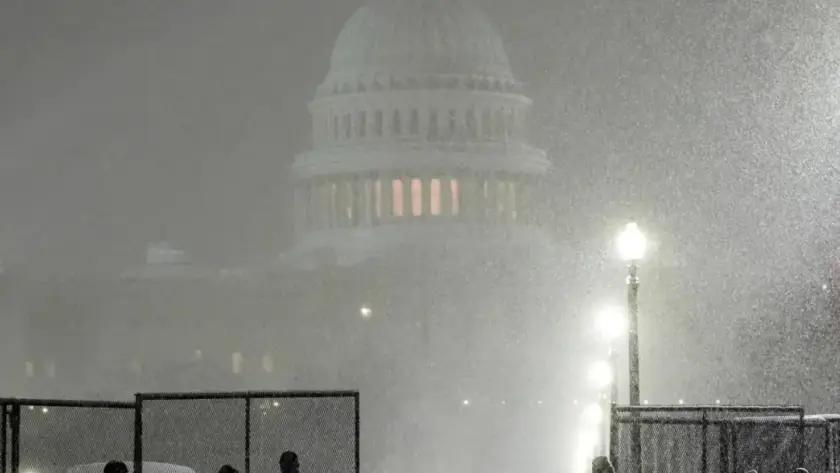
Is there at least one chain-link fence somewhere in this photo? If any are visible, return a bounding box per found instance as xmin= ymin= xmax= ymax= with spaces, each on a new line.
xmin=136 ymin=391 xmax=359 ymax=473
xmin=609 ymin=406 xmax=805 ymax=473
xmin=0 ymin=399 xmax=135 ymax=473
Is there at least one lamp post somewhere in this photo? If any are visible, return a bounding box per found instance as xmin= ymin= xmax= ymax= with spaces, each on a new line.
xmin=616 ymin=222 xmax=647 ymax=473
xmin=594 ymin=306 xmax=626 ymax=455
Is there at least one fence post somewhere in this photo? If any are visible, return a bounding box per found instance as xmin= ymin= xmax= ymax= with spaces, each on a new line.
xmin=609 ymin=403 xmax=618 ymax=473
xmin=701 ymin=409 xmax=708 ymax=473
xmin=134 ymin=394 xmax=143 ymax=473
xmin=245 ymin=396 xmax=251 ymax=473
xmin=9 ymin=404 xmax=18 ymax=473
xmin=354 ymin=393 xmax=360 ymax=473
xmin=1 ymin=404 xmax=6 ymax=473
xmin=798 ymin=409 xmax=805 ymax=468
xmin=720 ymin=421 xmax=729 ymax=473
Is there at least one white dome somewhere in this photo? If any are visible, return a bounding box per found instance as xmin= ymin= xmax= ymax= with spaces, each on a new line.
xmin=320 ymin=0 xmax=516 ymax=95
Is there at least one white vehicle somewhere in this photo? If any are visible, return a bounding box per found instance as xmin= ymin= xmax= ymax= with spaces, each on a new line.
xmin=67 ymin=462 xmax=196 ymax=473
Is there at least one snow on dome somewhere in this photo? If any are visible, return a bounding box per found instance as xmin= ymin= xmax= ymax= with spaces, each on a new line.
xmin=320 ymin=0 xmax=515 ymax=96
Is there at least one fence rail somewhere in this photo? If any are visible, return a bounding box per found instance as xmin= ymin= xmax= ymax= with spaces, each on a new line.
xmin=0 ymin=392 xmax=359 ymax=473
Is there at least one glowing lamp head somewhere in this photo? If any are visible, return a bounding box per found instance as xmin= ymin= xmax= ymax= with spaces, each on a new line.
xmin=587 ymin=361 xmax=614 ymax=390
xmin=595 ymin=306 xmax=628 ymax=342
xmin=617 ymin=222 xmax=647 ymax=261
xmin=359 ymin=305 xmax=372 ymax=319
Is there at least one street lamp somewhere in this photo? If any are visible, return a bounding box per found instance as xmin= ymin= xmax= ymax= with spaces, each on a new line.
xmin=616 ymin=222 xmax=647 ymax=473
xmin=616 ymin=222 xmax=646 ymax=405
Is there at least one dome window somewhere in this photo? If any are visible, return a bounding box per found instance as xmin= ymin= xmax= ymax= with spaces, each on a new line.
xmin=392 ymin=110 xmax=402 ymax=135
xmin=411 ymin=179 xmax=423 ymax=216
xmin=410 ymin=110 xmax=419 ymax=135
xmin=466 ymin=109 xmax=477 ymax=139
xmin=358 ymin=111 xmax=367 ymax=138
xmin=481 ymin=109 xmax=492 ymax=138
xmin=451 ymin=179 xmax=461 ymax=216
xmin=374 ymin=110 xmax=383 ymax=136
xmin=430 ymin=179 xmax=442 ymax=216
xmin=343 ymin=114 xmax=351 ymax=139
xmin=428 ymin=111 xmax=438 ymax=141
xmin=392 ymin=179 xmax=404 ymax=217
xmin=374 ymin=180 xmax=383 ymax=219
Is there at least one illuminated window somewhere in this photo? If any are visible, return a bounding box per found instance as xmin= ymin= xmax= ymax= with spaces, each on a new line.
xmin=466 ymin=110 xmax=477 ymax=139
xmin=232 ymin=352 xmax=243 ymax=374
xmin=343 ymin=114 xmax=351 ymax=139
xmin=410 ymin=109 xmax=419 ymax=135
xmin=46 ymin=360 xmax=56 ymax=378
xmin=374 ymin=180 xmax=382 ymax=219
xmin=428 ymin=112 xmax=438 ymax=140
xmin=262 ymin=355 xmax=274 ymax=373
xmin=392 ymin=179 xmax=404 ymax=216
xmin=448 ymin=110 xmax=457 ymax=136
xmin=375 ymin=110 xmax=383 ymax=136
xmin=430 ymin=179 xmax=441 ymax=215
xmin=25 ymin=361 xmax=34 ymax=378
xmin=393 ymin=110 xmax=402 ymax=135
xmin=451 ymin=179 xmax=460 ymax=215
xmin=358 ymin=111 xmax=367 ymax=138
xmin=411 ymin=179 xmax=423 ymax=216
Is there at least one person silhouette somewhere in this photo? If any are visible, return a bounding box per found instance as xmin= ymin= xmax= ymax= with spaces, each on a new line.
xmin=280 ymin=451 xmax=300 ymax=473
xmin=103 ymin=461 xmax=128 ymax=473
xmin=218 ymin=465 xmax=239 ymax=473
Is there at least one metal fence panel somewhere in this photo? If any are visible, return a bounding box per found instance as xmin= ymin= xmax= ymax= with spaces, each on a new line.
xmin=137 ymin=392 xmax=359 ymax=473
xmin=249 ymin=396 xmax=357 ymax=473
xmin=140 ymin=398 xmax=246 ymax=473
xmin=14 ymin=402 xmax=134 ymax=473
xmin=612 ymin=406 xmax=804 ymax=473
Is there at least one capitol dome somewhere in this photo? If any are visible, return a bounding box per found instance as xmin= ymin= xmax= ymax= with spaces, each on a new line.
xmin=288 ymin=0 xmax=552 ymax=270
xmin=318 ymin=0 xmax=519 ymax=97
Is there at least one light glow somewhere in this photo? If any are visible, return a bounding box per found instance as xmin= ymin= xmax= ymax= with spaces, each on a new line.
xmin=587 ymin=361 xmax=614 ymax=390
xmin=595 ymin=306 xmax=628 ymax=342
xmin=360 ymin=305 xmax=373 ymax=319
xmin=581 ymin=403 xmax=604 ymax=426
xmin=617 ymin=222 xmax=647 ymax=261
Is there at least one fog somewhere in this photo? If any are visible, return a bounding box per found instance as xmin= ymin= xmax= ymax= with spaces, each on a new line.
xmin=2 ymin=0 xmax=840 ymax=470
